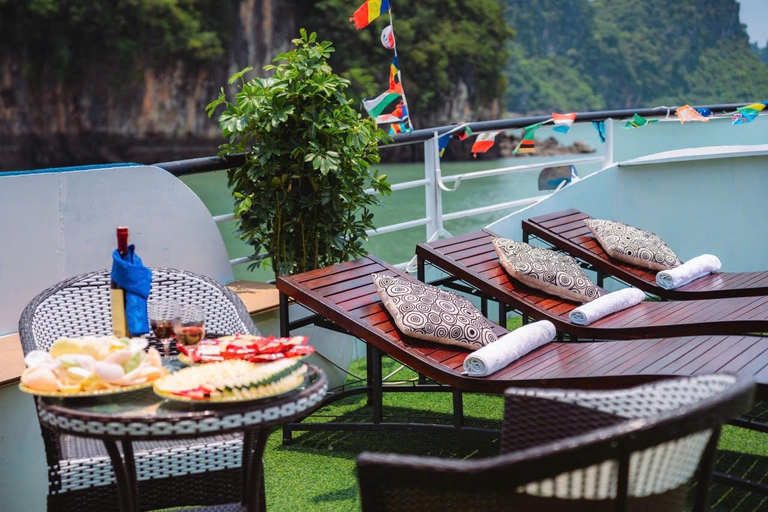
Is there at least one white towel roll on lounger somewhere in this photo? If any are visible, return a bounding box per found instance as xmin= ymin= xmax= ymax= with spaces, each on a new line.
xmin=462 ymin=321 xmax=556 ymax=377
xmin=656 ymin=254 xmax=722 ymax=290
xmin=569 ymin=288 xmax=646 ymax=326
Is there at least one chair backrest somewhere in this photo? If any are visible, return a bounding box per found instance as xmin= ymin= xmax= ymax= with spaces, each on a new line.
xmin=19 ymin=267 xmax=258 ymax=354
xmin=357 ymin=374 xmax=754 ymax=512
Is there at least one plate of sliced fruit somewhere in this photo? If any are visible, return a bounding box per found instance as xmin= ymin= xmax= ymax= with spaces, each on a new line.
xmin=153 ymin=359 xmax=309 ymax=403
xmin=19 ymin=336 xmax=168 ymax=397
xmin=176 ymin=334 xmax=314 ymax=365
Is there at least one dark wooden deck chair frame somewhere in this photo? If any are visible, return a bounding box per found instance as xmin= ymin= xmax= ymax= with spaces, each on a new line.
xmin=522 ymin=208 xmax=768 ymax=300
xmin=276 ymin=256 xmax=768 ymax=446
xmin=415 ymin=230 xmax=768 ymax=340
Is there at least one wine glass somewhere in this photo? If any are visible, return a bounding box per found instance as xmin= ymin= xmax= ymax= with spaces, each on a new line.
xmin=148 ymin=300 xmax=180 ymax=358
xmin=174 ymin=304 xmax=206 ymax=346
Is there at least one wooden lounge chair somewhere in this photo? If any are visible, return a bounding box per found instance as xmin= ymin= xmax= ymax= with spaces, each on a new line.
xmin=357 ymin=374 xmax=755 ymax=512
xmin=415 ymin=231 xmax=768 ymax=340
xmin=522 ymin=208 xmax=768 ymax=300
xmin=276 ymin=256 xmax=768 ymax=438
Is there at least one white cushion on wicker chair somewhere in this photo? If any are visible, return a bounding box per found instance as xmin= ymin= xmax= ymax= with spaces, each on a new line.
xmin=584 ymin=219 xmax=681 ymax=271
xmin=372 ymin=273 xmax=498 ymax=350
xmin=493 ymin=238 xmax=603 ymax=303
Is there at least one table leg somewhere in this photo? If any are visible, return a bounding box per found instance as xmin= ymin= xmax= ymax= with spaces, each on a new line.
xmin=243 ymin=427 xmax=273 ymax=512
xmin=103 ymin=440 xmax=137 ymax=512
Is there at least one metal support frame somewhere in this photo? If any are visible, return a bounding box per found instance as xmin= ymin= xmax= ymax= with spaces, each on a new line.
xmin=280 ymin=282 xmax=500 ymax=442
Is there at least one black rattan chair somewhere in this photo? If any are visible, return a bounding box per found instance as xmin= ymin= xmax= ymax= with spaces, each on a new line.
xmin=19 ymin=268 xmax=259 ymax=511
xmin=357 ymin=374 xmax=755 ymax=512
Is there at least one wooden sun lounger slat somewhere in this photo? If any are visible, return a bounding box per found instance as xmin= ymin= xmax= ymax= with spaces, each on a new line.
xmin=416 ymin=230 xmax=768 ymax=339
xmin=277 ymin=255 xmax=768 ymax=398
xmin=523 ymin=209 xmax=768 ymax=299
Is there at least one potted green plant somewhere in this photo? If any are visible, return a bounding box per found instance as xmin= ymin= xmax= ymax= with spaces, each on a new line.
xmin=206 ymin=29 xmax=390 ymax=280
xmin=206 ymin=29 xmax=391 ymax=387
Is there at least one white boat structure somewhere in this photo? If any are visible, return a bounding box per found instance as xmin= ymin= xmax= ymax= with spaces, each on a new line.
xmin=0 ymin=104 xmax=767 ymax=510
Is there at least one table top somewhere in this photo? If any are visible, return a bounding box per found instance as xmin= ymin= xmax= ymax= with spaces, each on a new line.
xmin=37 ymin=365 xmax=327 ymax=441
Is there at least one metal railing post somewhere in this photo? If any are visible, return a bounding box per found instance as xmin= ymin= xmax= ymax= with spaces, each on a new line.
xmin=603 ymin=118 xmax=615 ymax=168
xmin=423 ymin=136 xmax=443 ymax=240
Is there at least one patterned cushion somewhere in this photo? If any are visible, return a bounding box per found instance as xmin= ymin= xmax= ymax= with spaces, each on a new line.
xmin=371 ymin=274 xmax=498 ymax=350
xmin=493 ymin=238 xmax=603 ymax=303
xmin=584 ymin=219 xmax=681 ymax=271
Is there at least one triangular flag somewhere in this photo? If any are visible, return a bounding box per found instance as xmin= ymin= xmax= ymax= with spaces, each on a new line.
xmin=438 ymin=133 xmax=451 ymax=158
xmin=695 ymin=107 xmax=713 ymax=118
xmin=513 ymin=123 xmax=544 ymax=155
xmin=592 ymin=121 xmax=606 ymax=143
xmin=457 ymin=125 xmax=473 ymax=140
xmin=389 ymin=56 xmax=400 ymax=89
xmin=471 ymin=131 xmax=501 ymax=156
xmin=363 ymin=88 xmax=402 ymax=118
xmin=375 ymin=102 xmax=408 ymax=124
xmin=676 ymin=105 xmax=708 ymax=124
xmin=624 ymin=113 xmax=658 ymax=129
xmin=389 ymin=122 xmax=411 ymax=135
xmin=552 ymin=112 xmax=576 ymax=133
xmin=732 ymin=103 xmax=765 ymax=125
xmin=349 ymin=0 xmax=390 ymax=30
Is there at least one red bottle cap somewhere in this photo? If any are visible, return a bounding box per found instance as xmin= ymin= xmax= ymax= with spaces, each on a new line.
xmin=116 ymin=227 xmax=129 ymax=254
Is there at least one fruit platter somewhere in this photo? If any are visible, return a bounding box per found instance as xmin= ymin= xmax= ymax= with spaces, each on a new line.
xmin=153 ymin=359 xmax=308 ymax=403
xmin=20 ymin=336 xmax=168 ymax=396
xmin=176 ymin=334 xmax=314 ymax=365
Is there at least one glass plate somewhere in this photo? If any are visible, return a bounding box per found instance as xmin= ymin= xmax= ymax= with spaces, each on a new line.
xmin=152 ymin=367 xmax=309 ymax=405
xmin=19 ymin=380 xmax=155 ymax=398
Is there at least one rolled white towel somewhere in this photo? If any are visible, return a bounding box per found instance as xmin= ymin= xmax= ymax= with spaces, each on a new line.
xmin=656 ymin=254 xmax=722 ymax=290
xmin=463 ymin=321 xmax=556 ymax=377
xmin=569 ymin=288 xmax=646 ymax=326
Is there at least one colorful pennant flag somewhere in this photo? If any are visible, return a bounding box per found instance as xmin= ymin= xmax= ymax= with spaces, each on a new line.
xmin=472 ymin=131 xmax=501 ymax=156
xmin=731 ymin=103 xmax=765 ymax=125
xmin=513 ymin=123 xmax=544 ymax=155
xmin=381 ymin=25 xmax=395 ymax=49
xmin=552 ymin=112 xmax=577 ymax=133
xmin=438 ymin=133 xmax=451 ymax=158
xmin=624 ymin=113 xmax=658 ymax=129
xmin=350 ymin=0 xmax=390 ymax=30
xmin=375 ymin=102 xmax=408 ymax=124
xmin=695 ymin=107 xmax=713 ymax=118
xmin=676 ymin=105 xmax=708 ymax=124
xmin=363 ymin=85 xmax=402 ymax=118
xmin=389 ymin=122 xmax=411 ymax=135
xmin=592 ymin=121 xmax=606 ymax=143
xmin=457 ymin=125 xmax=473 ymax=140
xmin=389 ymin=56 xmax=400 ymax=89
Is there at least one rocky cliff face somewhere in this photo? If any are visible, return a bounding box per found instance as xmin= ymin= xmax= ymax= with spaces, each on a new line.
xmin=0 ymin=0 xmax=298 ymax=170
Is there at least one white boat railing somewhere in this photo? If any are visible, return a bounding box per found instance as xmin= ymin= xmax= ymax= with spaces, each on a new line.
xmin=214 ymin=118 xmax=616 ymax=270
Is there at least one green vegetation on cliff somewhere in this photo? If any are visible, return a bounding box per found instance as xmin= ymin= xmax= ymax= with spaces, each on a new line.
xmin=504 ymin=0 xmax=768 ymax=113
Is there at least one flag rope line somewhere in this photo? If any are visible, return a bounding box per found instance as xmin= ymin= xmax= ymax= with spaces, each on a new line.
xmin=387 ymin=2 xmax=414 ymax=130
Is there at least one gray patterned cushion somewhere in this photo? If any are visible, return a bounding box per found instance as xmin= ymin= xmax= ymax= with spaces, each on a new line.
xmin=493 ymin=238 xmax=603 ymax=303
xmin=585 ymin=219 xmax=681 ymax=271
xmin=371 ymin=274 xmax=498 ymax=350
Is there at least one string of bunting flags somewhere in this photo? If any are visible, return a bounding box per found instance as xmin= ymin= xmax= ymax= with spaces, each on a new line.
xmin=433 ymin=101 xmax=767 ymax=160
xmin=351 ymin=0 xmax=413 ymax=134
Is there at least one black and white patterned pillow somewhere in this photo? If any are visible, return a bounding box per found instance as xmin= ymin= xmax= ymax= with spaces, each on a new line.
xmin=493 ymin=238 xmax=603 ymax=303
xmin=371 ymin=273 xmax=498 ymax=350
xmin=585 ymin=219 xmax=681 ymax=271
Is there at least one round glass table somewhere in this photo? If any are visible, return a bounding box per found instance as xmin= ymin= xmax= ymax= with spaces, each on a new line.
xmin=35 ymin=365 xmax=327 ymax=512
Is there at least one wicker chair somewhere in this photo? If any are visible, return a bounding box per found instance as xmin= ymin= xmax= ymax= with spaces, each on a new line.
xmin=18 ymin=268 xmax=259 ymax=511
xmin=357 ymin=374 xmax=755 ymax=512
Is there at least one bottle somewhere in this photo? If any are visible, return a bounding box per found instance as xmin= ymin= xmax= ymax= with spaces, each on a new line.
xmin=111 ymin=227 xmax=130 ymax=337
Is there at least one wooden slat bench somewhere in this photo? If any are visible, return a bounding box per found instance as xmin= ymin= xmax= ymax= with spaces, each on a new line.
xmin=522 ymin=208 xmax=768 ymax=299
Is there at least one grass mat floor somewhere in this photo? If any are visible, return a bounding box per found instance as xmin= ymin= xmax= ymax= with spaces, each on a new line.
xmin=253 ymin=356 xmax=768 ymax=511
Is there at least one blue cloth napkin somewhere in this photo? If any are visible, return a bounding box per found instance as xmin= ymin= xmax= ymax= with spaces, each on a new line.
xmin=111 ymin=245 xmax=152 ymax=336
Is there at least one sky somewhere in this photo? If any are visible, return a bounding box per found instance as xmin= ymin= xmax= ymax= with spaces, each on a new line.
xmin=738 ymin=0 xmax=768 ymax=46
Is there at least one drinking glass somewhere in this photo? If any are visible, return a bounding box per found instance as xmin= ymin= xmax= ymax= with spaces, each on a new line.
xmin=174 ymin=304 xmax=206 ymax=346
xmin=148 ymin=300 xmax=180 ymax=358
